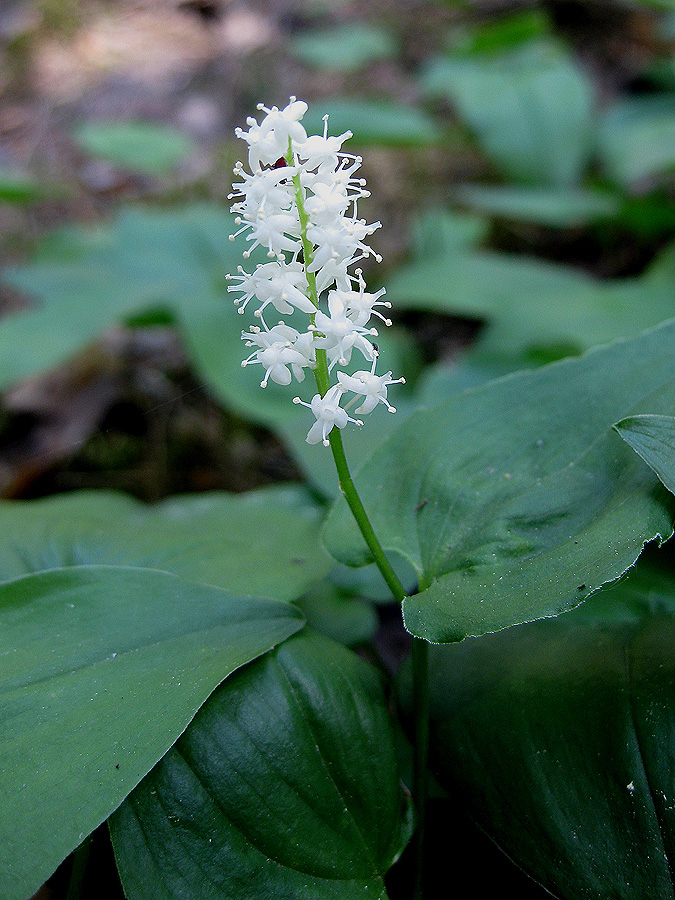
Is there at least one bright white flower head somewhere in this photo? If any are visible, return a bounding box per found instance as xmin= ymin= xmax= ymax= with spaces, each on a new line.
xmin=312 ymin=290 xmax=378 ymax=370
xmin=229 ymin=97 xmax=404 ymax=446
xmin=235 ymin=98 xmax=308 ymax=171
xmin=242 ymin=323 xmax=314 ymax=387
xmin=337 ymin=353 xmax=406 ymax=414
xmin=293 ymin=386 xmax=362 ymax=446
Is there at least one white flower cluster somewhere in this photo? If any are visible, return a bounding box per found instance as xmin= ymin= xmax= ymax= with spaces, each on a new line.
xmin=227 ymin=98 xmax=404 ymax=446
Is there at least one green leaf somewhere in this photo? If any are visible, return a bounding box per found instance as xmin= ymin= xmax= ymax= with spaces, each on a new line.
xmin=449 ymin=8 xmax=552 ymax=55
xmin=290 ymin=24 xmax=396 ymax=72
xmin=0 ymin=566 xmax=304 ymax=900
xmin=598 ymin=96 xmax=675 ymax=187
xmin=0 ymin=204 xmax=412 ymax=494
xmin=295 ymin=580 xmax=378 ymax=646
xmin=385 ymin=214 xmax=675 ymax=356
xmin=324 ymin=319 xmax=675 ymax=642
xmin=615 ymin=414 xmax=675 ymax=496
xmin=454 ymin=183 xmax=620 ymax=227
xmin=420 ymin=40 xmax=594 ymax=185
xmin=0 ymin=168 xmax=47 ymax=204
xmin=302 ymin=98 xmax=442 ymax=147
xmin=0 ymin=485 xmax=332 ymax=602
xmin=0 ymin=204 xmax=243 ymax=390
xmin=407 ymin=564 xmax=675 ymax=898
xmin=110 ymin=630 xmax=413 ymax=900
xmin=73 ymin=121 xmax=198 ymax=176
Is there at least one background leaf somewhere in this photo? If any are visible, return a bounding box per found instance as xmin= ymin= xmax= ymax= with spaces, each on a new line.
xmin=615 ymin=414 xmax=675 ymax=495
xmin=324 ymin=319 xmax=675 ymax=641
xmin=385 ymin=217 xmax=675 ymax=357
xmin=302 ymin=98 xmax=442 ymax=147
xmin=453 ymin=184 xmax=620 ymax=227
xmin=111 ymin=630 xmax=412 ymax=900
xmin=400 ymin=561 xmax=675 ymax=898
xmin=73 ymin=121 xmax=198 ymax=176
xmin=598 ymin=96 xmax=675 ymax=187
xmin=0 ymin=566 xmax=304 ymax=900
xmin=290 ymin=24 xmax=397 ymax=72
xmin=0 ymin=204 xmax=410 ymax=495
xmin=0 ymin=485 xmax=332 ymax=601
xmin=420 ymin=40 xmax=595 ymax=185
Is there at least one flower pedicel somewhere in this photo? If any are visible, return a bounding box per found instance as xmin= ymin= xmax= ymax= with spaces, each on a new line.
xmin=227 ymin=97 xmax=404 ymax=446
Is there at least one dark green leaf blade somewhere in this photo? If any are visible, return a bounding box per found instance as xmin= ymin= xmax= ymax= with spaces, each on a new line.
xmin=324 ymin=319 xmax=675 ymax=641
xmin=0 ymin=485 xmax=332 ymax=602
xmin=615 ymin=415 xmax=675 ymax=496
xmin=110 ymin=630 xmax=412 ymax=900
xmin=405 ymin=568 xmax=675 ymax=898
xmin=0 ymin=567 xmax=304 ymax=900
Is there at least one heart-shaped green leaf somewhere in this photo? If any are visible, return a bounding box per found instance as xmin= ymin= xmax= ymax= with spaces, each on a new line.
xmin=420 ymin=40 xmax=594 ymax=185
xmin=403 ymin=563 xmax=675 ymax=898
xmin=0 ymin=485 xmax=332 ymax=601
xmin=110 ymin=630 xmax=413 ymax=900
xmin=324 ymin=319 xmax=675 ymax=641
xmin=615 ymin=415 xmax=675 ymax=496
xmin=0 ymin=566 xmax=304 ymax=900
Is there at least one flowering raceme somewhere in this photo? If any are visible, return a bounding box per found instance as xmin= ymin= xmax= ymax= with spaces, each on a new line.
xmin=228 ymin=97 xmax=404 ymax=446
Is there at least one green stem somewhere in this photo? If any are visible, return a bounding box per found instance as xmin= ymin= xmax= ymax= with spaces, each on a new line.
xmin=327 ymin=427 xmax=406 ymax=604
xmin=411 ymin=636 xmax=430 ymax=900
xmin=289 ymin=147 xmax=427 ymax=896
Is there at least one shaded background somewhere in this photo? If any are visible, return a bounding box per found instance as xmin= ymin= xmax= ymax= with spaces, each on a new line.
xmin=2 ymin=2 xmax=675 ymax=898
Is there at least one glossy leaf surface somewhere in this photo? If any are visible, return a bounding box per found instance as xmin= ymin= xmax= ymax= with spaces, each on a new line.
xmin=0 ymin=567 xmax=304 ymax=900
xmin=324 ymin=320 xmax=675 ymax=641
xmin=0 ymin=485 xmax=332 ymax=601
xmin=111 ymin=630 xmax=412 ymax=900
xmin=408 ymin=565 xmax=675 ymax=898
xmin=615 ymin=415 xmax=675 ymax=496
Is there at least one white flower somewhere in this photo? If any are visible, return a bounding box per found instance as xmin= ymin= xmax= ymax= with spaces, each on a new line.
xmin=340 ymin=270 xmax=391 ymax=327
xmin=312 ymin=291 xmax=378 ymax=369
xmin=337 ymin=354 xmax=406 ymax=414
xmin=242 ymin=323 xmax=314 ymax=387
xmin=307 ymin=216 xmax=381 ymax=281
xmin=235 ymin=98 xmax=308 ymax=170
xmin=230 ymin=96 xmax=405 ymax=447
xmin=295 ymin=115 xmax=352 ymax=171
xmin=230 ymin=207 xmax=301 ymax=259
xmin=227 ymin=261 xmax=316 ymax=318
xmin=229 ymin=165 xmax=295 ymax=222
xmin=293 ymin=385 xmax=363 ymax=446
xmin=304 ymin=182 xmax=351 ymax=226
